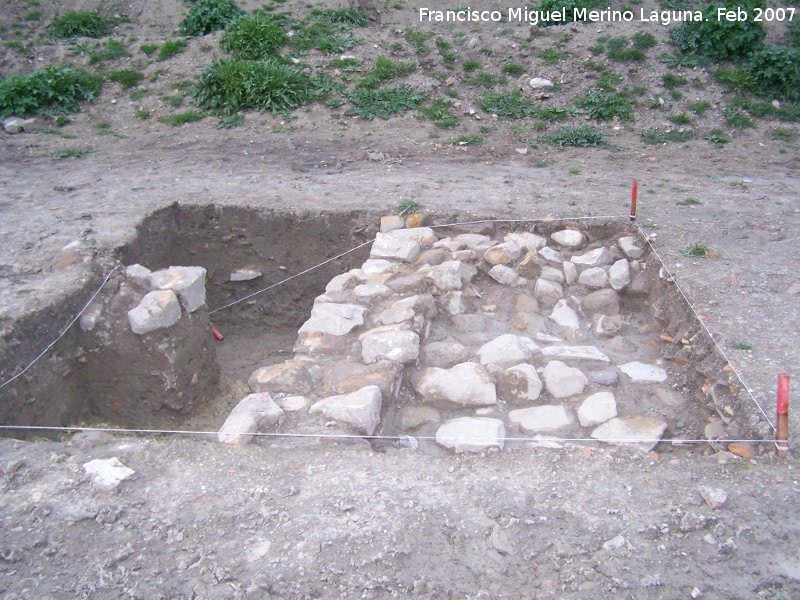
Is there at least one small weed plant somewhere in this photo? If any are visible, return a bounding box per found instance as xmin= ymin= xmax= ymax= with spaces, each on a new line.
xmin=221 ymin=15 xmax=286 ymax=59
xmin=0 ymin=66 xmax=102 ymax=118
xmin=50 ymin=148 xmax=91 ymax=159
xmin=676 ymin=197 xmax=702 ymax=205
xmin=158 ymin=39 xmax=188 ymax=61
xmin=450 ymin=134 xmax=484 ymax=145
xmin=180 ymin=0 xmax=245 ymax=37
xmin=418 ymin=98 xmax=458 ymax=128
xmin=576 ymin=92 xmax=633 ymax=121
xmin=106 ymin=69 xmax=144 ymax=89
xmin=345 ymin=86 xmax=425 ymax=120
xmin=398 ymin=199 xmax=420 ymax=216
xmin=359 ymin=56 xmax=415 ymax=90
xmin=681 ymin=243 xmax=710 ymax=257
xmin=89 ymin=39 xmax=129 ymax=64
xmin=542 ymin=125 xmax=606 ymax=147
xmin=48 ymin=10 xmax=110 ymax=39
xmin=158 ymin=110 xmax=205 ymax=126
xmin=193 ymin=58 xmax=314 ymax=114
xmin=479 ymin=91 xmax=536 ymax=118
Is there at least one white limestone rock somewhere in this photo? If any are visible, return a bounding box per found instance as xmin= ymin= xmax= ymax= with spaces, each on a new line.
xmin=148 ymin=266 xmax=207 ymax=313
xmin=477 ymin=334 xmax=539 ymax=369
xmin=248 ymin=361 xmax=313 ymax=395
xmin=496 ymin=363 xmax=543 ymax=404
xmin=436 ymin=417 xmax=505 ymax=453
xmin=543 ymin=360 xmax=588 ymax=399
xmin=590 ymin=417 xmax=668 ymax=452
xmin=309 ymin=386 xmax=383 ymax=435
xmin=534 ymin=278 xmax=563 ymax=307
xmin=540 ymin=266 xmax=565 ymax=284
xmin=423 ymin=260 xmax=477 ymax=290
xmin=488 ymin=265 xmax=528 ymax=287
xmin=420 ymin=341 xmax=470 ymax=368
xmin=619 ymin=361 xmax=668 ymax=383
xmin=551 ymin=229 xmax=584 ymax=249
xmin=509 ymin=405 xmax=571 ymax=434
xmin=453 ymin=233 xmax=493 ymax=251
xmin=578 ymin=392 xmax=617 ymax=427
xmin=218 ymin=393 xmax=284 ymax=446
xmin=571 ymin=247 xmax=612 ymax=269
xmin=388 ymin=227 xmax=437 ymax=245
xmin=529 ymin=77 xmax=554 ymax=89
xmin=83 ymin=457 xmax=135 ymax=491
xmin=230 ymin=268 xmax=262 ymax=282
xmin=484 ymin=242 xmax=522 ymax=265
xmin=538 ymin=246 xmax=564 ymax=264
xmin=609 ymin=259 xmax=631 ymax=291
xmin=444 ymin=291 xmax=467 ymax=315
xmin=619 ymin=236 xmax=644 ymax=259
xmin=127 ymin=290 xmax=182 ymax=335
xmin=325 ymin=271 xmax=365 ymax=293
xmin=125 ymin=263 xmax=151 ymax=280
xmin=578 ymin=267 xmax=609 ymax=288
xmin=361 ymin=259 xmax=396 ymax=276
xmin=549 ymin=299 xmax=582 ymax=330
xmin=416 ymin=362 xmax=497 ymax=408
xmin=353 ymin=283 xmax=392 ymax=302
xmin=380 ymin=215 xmax=405 ymax=232
xmin=298 ymin=303 xmax=366 ymax=336
xmin=540 ymin=345 xmax=610 ymax=362
xmin=504 ymin=232 xmax=546 ymax=252
xmin=276 ymin=396 xmax=310 ymax=412
xmin=361 ymin=329 xmax=420 ymax=364
xmin=371 ymin=232 xmax=421 ymax=262
xmin=563 ymin=261 xmax=578 ymax=284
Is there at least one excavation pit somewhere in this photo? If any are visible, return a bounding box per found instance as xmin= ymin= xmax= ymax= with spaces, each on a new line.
xmin=0 ymin=206 xmax=768 ymax=453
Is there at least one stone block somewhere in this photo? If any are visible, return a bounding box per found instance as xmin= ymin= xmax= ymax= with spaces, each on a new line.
xmin=578 ymin=267 xmax=609 ymax=288
xmin=298 ymin=303 xmax=366 ymax=336
xmin=218 ymin=393 xmax=283 ymax=446
xmin=361 ymin=329 xmax=420 ymax=364
xmin=609 ymin=259 xmax=631 ymax=291
xmin=509 ymin=405 xmax=571 ymax=434
xmin=248 ymin=361 xmax=313 ymax=395
xmin=420 ymin=341 xmax=469 ymax=368
xmin=371 ymin=232 xmax=421 ymax=262
xmin=127 ymin=290 xmax=182 ymax=335
xmin=496 ymin=363 xmax=543 ymax=404
xmin=543 ymin=360 xmax=588 ymax=399
xmin=436 ymin=417 xmax=505 ymax=453
xmin=148 ymin=266 xmax=207 ymax=313
xmin=322 ymin=361 xmax=399 ymax=398
xmin=534 ymin=278 xmax=563 ymax=307
xmin=578 ymin=392 xmax=617 ymax=427
xmin=476 ymin=334 xmax=539 ymax=369
xmin=488 ymin=265 xmax=528 ymax=287
xmin=416 ymin=362 xmax=496 ymax=408
xmin=551 ymin=229 xmax=585 ymax=249
xmin=309 ymin=386 xmax=383 ymax=435
xmin=590 ymin=417 xmax=668 ymax=452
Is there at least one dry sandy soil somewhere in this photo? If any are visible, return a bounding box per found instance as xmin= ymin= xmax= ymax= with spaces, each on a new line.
xmin=1 ymin=0 xmax=799 ymax=597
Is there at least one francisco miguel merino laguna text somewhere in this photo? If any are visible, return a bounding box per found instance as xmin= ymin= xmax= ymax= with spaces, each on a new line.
xmin=419 ymin=7 xmax=705 ymax=26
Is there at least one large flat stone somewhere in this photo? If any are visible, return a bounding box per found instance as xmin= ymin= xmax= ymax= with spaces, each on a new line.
xmin=505 ymin=232 xmax=546 ymax=252
xmin=534 ymin=278 xmax=563 ymax=307
xmin=549 ymin=299 xmax=582 ymax=330
xmin=571 ymin=247 xmax=612 ymax=269
xmin=148 ymin=266 xmax=207 ymax=313
xmin=496 ymin=363 xmax=543 ymax=404
xmin=577 ymin=392 xmax=617 ymax=427
xmin=421 ymin=341 xmax=470 ymax=368
xmin=484 ymin=242 xmax=522 ymax=265
xmin=476 ymin=334 xmax=539 ymax=368
xmin=436 ymin=417 xmax=505 ymax=453
xmin=298 ymin=303 xmax=366 ymax=336
xmin=371 ymin=232 xmax=421 ymax=262
xmin=488 ymin=265 xmax=528 ymax=287
xmin=609 ymin=259 xmax=631 ymax=290
xmin=248 ymin=361 xmax=313 ymax=395
xmin=321 ymin=362 xmax=399 ymax=398
xmin=361 ymin=329 xmax=420 ymax=364
xmin=127 ymin=290 xmax=182 ymax=335
xmin=416 ymin=362 xmax=497 ymax=408
xmin=540 ymin=345 xmax=610 ymax=362
xmin=218 ymin=393 xmax=284 ymax=446
xmin=619 ymin=361 xmax=668 ymax=383
xmin=309 ymin=386 xmax=383 ymax=435
xmin=551 ymin=229 xmax=585 ymax=249
xmin=543 ymin=360 xmax=588 ymax=399
xmin=509 ymin=405 xmax=571 ymax=434
xmin=590 ymin=417 xmax=668 ymax=452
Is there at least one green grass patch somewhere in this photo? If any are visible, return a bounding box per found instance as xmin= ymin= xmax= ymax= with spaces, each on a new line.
xmin=179 ymin=0 xmax=245 ymax=37
xmin=158 ymin=39 xmax=188 ymax=61
xmin=681 ymin=242 xmax=710 ymax=257
xmin=89 ymin=39 xmax=130 ymax=64
xmin=50 ymin=148 xmax=91 ymax=159
xmin=538 ymin=105 xmax=577 ymax=121
xmin=662 ymin=73 xmax=687 ymax=90
xmin=105 ymin=69 xmax=144 ymax=89
xmin=405 ymin=30 xmax=430 ymax=55
xmin=450 ymin=134 xmax=484 ymax=145
xmin=537 ymin=48 xmax=569 ymax=65
xmin=398 ymin=199 xmax=420 ymax=216
xmin=576 ymin=92 xmax=633 ymax=121
xmin=288 ymin=17 xmax=361 ymax=55
xmin=527 ymin=0 xmax=606 ymax=26
xmin=359 ymin=56 xmax=415 ymax=89
xmin=158 ymin=110 xmax=205 ymax=126
xmin=220 ymin=15 xmax=286 ymax=59
xmin=668 ymin=113 xmax=691 ymax=125
xmin=140 ymin=43 xmax=158 ymax=56
xmin=502 ymin=62 xmax=525 ymax=76
xmin=48 ymin=10 xmax=110 ymax=39
xmin=632 ymin=32 xmax=657 ymax=50
xmin=192 ymin=58 xmax=314 ymax=114
xmin=418 ymin=98 xmax=458 ymax=128
xmin=671 ymin=2 xmax=765 ymax=62
xmin=688 ymin=100 xmax=711 ymax=116
xmin=596 ymin=71 xmax=622 ymax=91
xmin=771 ymin=128 xmax=794 ymax=141
xmin=676 ymin=197 xmax=701 ymax=205
xmin=542 ymin=125 xmax=606 ymax=147
xmin=344 ymin=85 xmax=425 ymax=120
xmin=732 ymin=340 xmax=752 ymax=350
xmin=218 ymin=113 xmax=244 ymax=128
xmin=135 ymin=108 xmax=150 ymax=119
xmin=479 ymin=91 xmax=537 ymax=118
xmin=705 ymin=128 xmax=730 ymax=147
xmin=469 ymin=72 xmax=498 ymax=88
xmin=0 ymin=66 xmax=102 ymax=119
xmin=724 ymin=106 xmax=755 ymax=128
xmin=462 ymin=59 xmax=480 ymax=72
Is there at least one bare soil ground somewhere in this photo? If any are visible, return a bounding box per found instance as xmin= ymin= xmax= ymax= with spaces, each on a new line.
xmin=1 ymin=0 xmax=799 ymax=597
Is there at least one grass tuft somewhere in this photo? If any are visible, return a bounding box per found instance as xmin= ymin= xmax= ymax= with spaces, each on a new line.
xmin=158 ymin=110 xmax=205 ymax=126
xmin=542 ymin=125 xmax=606 ymax=147
xmin=48 ymin=10 xmax=110 ymax=39
xmin=0 ymin=66 xmax=102 ymax=119
xmin=344 ymin=86 xmax=425 ymax=120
